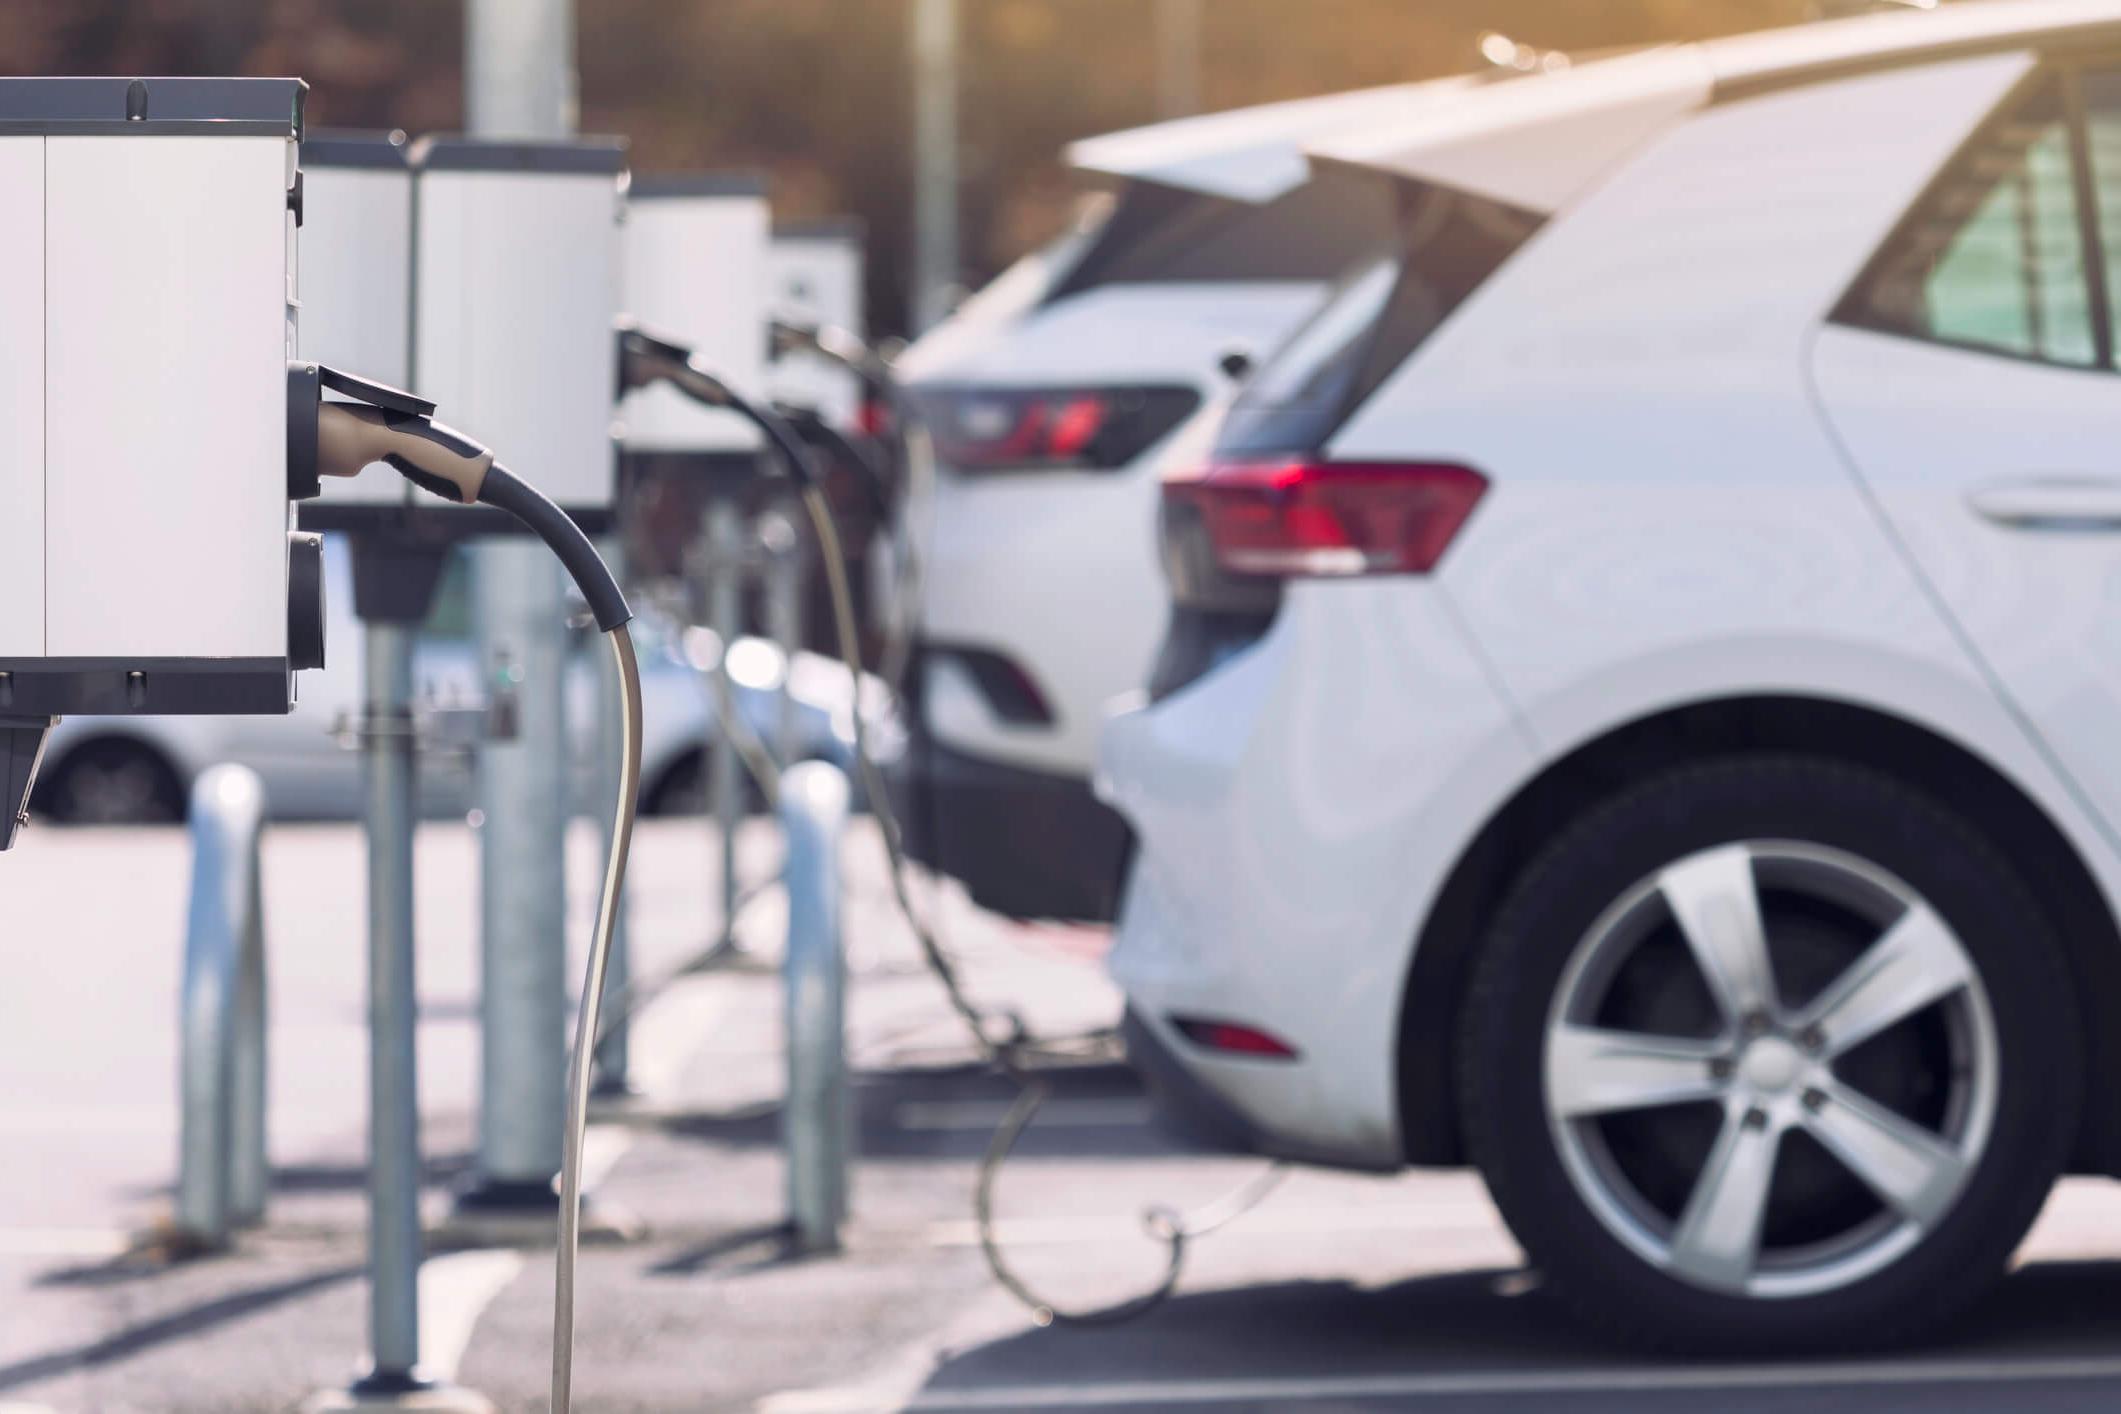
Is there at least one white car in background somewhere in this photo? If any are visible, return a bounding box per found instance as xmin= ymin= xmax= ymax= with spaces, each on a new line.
xmin=34 ymin=537 xmax=862 ymax=824
xmin=1102 ymin=0 xmax=2121 ymax=1351
xmin=895 ymin=76 xmax=1486 ymax=922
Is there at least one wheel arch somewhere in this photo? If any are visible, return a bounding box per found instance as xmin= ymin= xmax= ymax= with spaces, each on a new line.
xmin=30 ymin=728 xmax=191 ymax=814
xmin=1396 ymin=692 xmax=2121 ymax=1176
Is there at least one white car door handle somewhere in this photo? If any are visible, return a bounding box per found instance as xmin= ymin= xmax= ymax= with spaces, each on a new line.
xmin=1967 ymin=478 xmax=2121 ymax=531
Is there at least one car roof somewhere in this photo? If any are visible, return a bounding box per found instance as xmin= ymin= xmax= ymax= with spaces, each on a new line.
xmin=1064 ymin=75 xmax=1482 ymax=204
xmin=1308 ymin=0 xmax=2121 ymax=214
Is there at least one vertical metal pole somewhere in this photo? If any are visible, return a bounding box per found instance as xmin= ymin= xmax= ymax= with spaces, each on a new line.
xmin=362 ymin=621 xmax=425 ymax=1385
xmin=467 ymin=544 xmax=570 ymax=1204
xmin=762 ymin=508 xmax=803 ymax=765
xmin=590 ymin=536 xmax=633 ymax=1096
xmin=706 ymin=498 xmax=745 ymax=944
xmin=461 ymin=0 xmax=577 ymax=1213
xmin=911 ymin=0 xmax=959 ymax=333
xmin=465 ymin=0 xmax=578 ymax=136
xmin=781 ymin=762 xmax=851 ymax=1252
xmin=1155 ymin=0 xmax=1203 ymax=119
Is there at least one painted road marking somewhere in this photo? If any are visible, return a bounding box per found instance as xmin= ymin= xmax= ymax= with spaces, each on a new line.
xmin=418 ymin=1249 xmax=525 ymax=1381
xmin=899 ymin=1356 xmax=2121 ymax=1409
xmin=0 ymin=1228 xmax=130 ymax=1259
xmin=923 ymin=1199 xmax=1510 ymax=1249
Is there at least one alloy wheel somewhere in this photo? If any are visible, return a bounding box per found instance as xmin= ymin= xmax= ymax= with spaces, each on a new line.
xmin=1542 ymin=840 xmax=1998 ymax=1300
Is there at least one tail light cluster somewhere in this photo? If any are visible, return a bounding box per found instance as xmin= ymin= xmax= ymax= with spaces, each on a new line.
xmin=1161 ymin=459 xmax=1486 ymax=600
xmin=915 ymin=384 xmax=1200 ymax=473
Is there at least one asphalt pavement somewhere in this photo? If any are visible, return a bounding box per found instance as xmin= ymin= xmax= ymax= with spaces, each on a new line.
xmin=4 ymin=817 xmax=2121 ymax=1412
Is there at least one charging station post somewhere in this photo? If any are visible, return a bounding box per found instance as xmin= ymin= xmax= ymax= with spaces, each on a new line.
xmin=406 ymin=133 xmax=630 ymax=1222
xmin=297 ymin=128 xmax=494 ymax=1413
xmin=617 ymin=174 xmax=771 ymax=954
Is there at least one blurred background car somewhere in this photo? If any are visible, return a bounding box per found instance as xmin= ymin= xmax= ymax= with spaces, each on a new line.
xmin=34 ymin=536 xmax=873 ymax=823
xmin=1101 ymin=0 xmax=2121 ymax=1353
xmin=893 ymin=79 xmax=1486 ymax=922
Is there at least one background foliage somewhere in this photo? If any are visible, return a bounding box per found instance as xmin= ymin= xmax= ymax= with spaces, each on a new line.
xmin=0 ymin=0 xmax=1810 ymax=334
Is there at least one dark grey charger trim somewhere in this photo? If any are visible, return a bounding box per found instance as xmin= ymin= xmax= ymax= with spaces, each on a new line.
xmin=0 ymin=77 xmax=304 ymax=136
xmin=412 ymin=134 xmax=628 ymax=175
xmin=0 ymin=659 xmax=292 ymax=716
xmin=302 ymin=128 xmax=410 ymax=169
xmin=632 ymin=171 xmax=768 ymax=199
xmin=298 ymin=502 xmax=615 ymax=539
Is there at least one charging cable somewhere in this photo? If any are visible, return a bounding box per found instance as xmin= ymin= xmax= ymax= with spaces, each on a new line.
xmin=768 ymin=316 xmax=931 ymax=694
xmin=619 ymin=328 xmax=1288 ymax=1328
xmin=313 ymin=395 xmax=639 ymax=1414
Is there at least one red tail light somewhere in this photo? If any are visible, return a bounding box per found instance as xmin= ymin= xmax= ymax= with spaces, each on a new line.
xmin=914 ymin=385 xmax=1200 ymax=472
xmin=1171 ymin=1015 xmax=1300 ymax=1060
xmin=855 ymin=396 xmax=893 ymax=439
xmin=1163 ymin=459 xmax=1487 ymax=579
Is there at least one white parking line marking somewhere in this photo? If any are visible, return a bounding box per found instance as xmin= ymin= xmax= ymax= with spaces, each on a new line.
xmin=0 ymin=1228 xmax=129 ymax=1259
xmin=923 ymin=1201 xmax=1511 ymax=1248
xmin=900 ymin=1356 xmax=2121 ymax=1409
xmin=418 ymin=1249 xmax=524 ymax=1381
xmin=896 ymin=1099 xmax=1147 ymax=1130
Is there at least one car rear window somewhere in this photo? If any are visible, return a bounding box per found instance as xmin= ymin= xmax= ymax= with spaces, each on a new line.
xmin=1215 ymin=180 xmax=1542 ymax=457
xmin=1046 ymin=167 xmax=1398 ymax=300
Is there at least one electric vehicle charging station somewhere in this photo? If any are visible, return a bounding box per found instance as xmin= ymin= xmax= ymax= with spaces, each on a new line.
xmin=0 ymin=77 xmax=323 ymax=849
xmin=619 ymin=173 xmax=773 ymax=957
xmin=411 ymin=134 xmax=628 ymax=1231
xmin=767 ymin=220 xmax=866 ymax=431
xmin=292 ymin=127 xmax=627 ymax=1411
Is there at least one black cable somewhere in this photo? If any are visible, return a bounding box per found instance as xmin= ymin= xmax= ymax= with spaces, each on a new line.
xmin=630 ymin=335 xmax=1290 ymax=1324
xmin=476 ymin=463 xmax=632 ymax=632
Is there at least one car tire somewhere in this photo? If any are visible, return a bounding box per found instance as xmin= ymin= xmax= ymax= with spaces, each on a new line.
xmin=1458 ymin=754 xmax=2079 ymax=1353
xmin=38 ymin=739 xmax=187 ymax=825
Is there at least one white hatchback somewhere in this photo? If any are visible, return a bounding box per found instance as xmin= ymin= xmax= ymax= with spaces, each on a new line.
xmin=1101 ymin=0 xmax=2121 ymax=1351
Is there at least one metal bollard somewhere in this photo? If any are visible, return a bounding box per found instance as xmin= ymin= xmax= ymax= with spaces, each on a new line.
xmin=781 ymin=761 xmax=851 ymax=1252
xmin=176 ymin=763 xmax=269 ymax=1249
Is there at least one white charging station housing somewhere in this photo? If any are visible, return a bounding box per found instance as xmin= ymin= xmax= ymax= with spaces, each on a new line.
xmin=768 ymin=220 xmax=866 ymax=429
xmin=621 ymin=174 xmax=770 ymax=454
xmin=410 ymin=137 xmax=627 ymax=526
xmin=298 ymin=129 xmax=415 ymax=521
xmin=0 ymin=77 xmax=315 ymax=715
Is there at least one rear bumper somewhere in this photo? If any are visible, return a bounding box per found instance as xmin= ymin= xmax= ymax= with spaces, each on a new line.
xmin=1120 ymin=1008 xmax=1263 ymax=1155
xmin=896 ymin=739 xmax=1131 ymax=922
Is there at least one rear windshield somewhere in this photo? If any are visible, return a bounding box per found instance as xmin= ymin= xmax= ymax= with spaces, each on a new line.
xmin=1047 ymin=167 xmax=1397 ymax=300
xmin=1216 ymin=179 xmax=1541 ymax=457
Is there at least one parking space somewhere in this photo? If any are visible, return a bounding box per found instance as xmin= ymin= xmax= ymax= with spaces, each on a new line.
xmin=8 ymin=817 xmax=2121 ymax=1411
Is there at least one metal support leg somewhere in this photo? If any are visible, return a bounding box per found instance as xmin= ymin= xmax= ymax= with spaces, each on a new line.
xmin=705 ymin=499 xmax=745 ymax=946
xmin=461 ymin=540 xmax=570 ymax=1212
xmin=358 ymin=621 xmax=428 ymax=1393
xmin=781 ymin=762 xmax=851 ymax=1252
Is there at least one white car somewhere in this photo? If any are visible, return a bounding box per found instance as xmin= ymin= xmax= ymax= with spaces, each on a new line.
xmin=1100 ymin=0 xmax=2121 ymax=1351
xmin=896 ymin=78 xmax=1484 ymax=921
xmin=34 ymin=537 xmax=862 ymax=824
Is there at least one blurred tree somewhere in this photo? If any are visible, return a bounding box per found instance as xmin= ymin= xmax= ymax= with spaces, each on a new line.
xmin=0 ymin=0 xmax=1810 ymax=335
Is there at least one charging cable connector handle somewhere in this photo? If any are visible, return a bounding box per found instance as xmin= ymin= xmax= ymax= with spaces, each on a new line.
xmin=313 ymin=400 xmax=632 ymax=634
xmin=615 ymin=320 xmax=825 ymax=494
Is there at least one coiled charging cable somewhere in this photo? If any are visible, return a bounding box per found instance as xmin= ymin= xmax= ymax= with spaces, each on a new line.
xmin=619 ymin=328 xmax=1289 ymax=1328
xmin=315 ymin=400 xmax=641 ymax=1414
